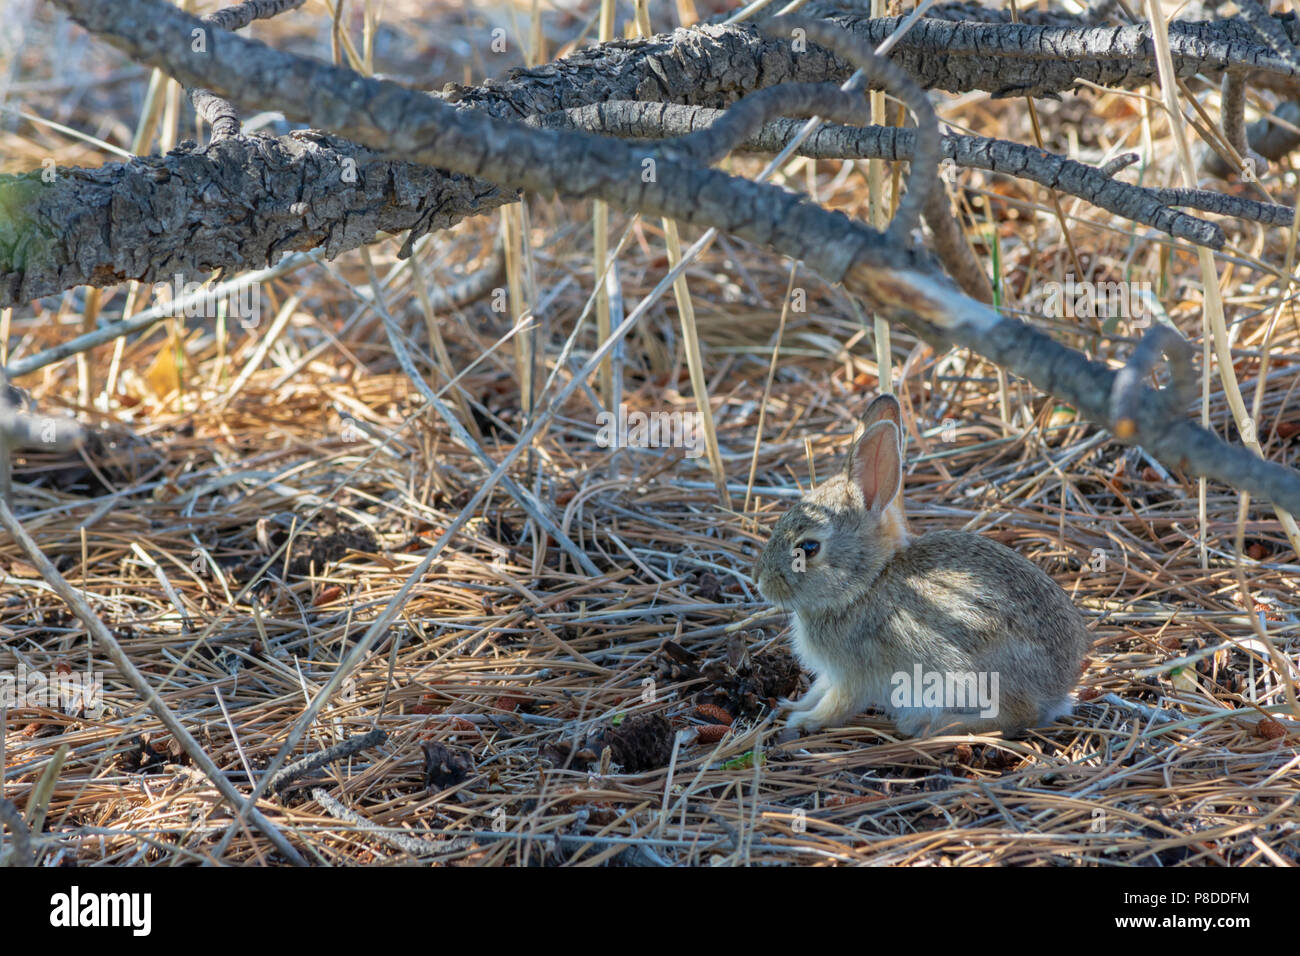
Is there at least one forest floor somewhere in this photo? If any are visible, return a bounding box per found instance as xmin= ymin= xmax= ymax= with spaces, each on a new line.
xmin=2 ymin=0 xmax=1298 ymax=865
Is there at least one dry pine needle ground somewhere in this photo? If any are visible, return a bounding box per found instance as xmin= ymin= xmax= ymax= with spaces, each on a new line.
xmin=1 ymin=0 xmax=1299 ymax=866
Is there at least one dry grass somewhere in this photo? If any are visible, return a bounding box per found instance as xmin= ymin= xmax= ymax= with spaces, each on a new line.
xmin=2 ymin=1 xmax=1299 ymax=866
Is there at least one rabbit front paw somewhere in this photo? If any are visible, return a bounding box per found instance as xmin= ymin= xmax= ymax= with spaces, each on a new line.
xmin=779 ymin=677 xmax=831 ymax=715
xmin=785 ymin=685 xmax=857 ymax=733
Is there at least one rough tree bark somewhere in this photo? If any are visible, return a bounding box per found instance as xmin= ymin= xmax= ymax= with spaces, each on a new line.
xmin=5 ymin=4 xmax=1300 ymax=306
xmin=10 ymin=0 xmax=1300 ymax=520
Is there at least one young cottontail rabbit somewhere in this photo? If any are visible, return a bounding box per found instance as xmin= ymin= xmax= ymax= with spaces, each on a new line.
xmin=754 ymin=395 xmax=1090 ymax=737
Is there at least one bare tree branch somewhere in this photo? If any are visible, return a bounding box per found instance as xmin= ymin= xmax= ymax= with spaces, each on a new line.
xmin=201 ymin=0 xmax=306 ymax=33
xmin=1219 ymin=72 xmax=1268 ymax=178
xmin=802 ymin=3 xmax=1300 ymax=97
xmin=1109 ymin=324 xmax=1198 ymax=440
xmin=13 ymin=8 xmax=1300 ymax=306
xmin=1204 ymin=101 xmax=1300 ymax=178
xmin=189 ymin=2 xmax=309 ymax=143
xmin=537 ymin=103 xmax=1242 ymax=246
xmin=1236 ymin=0 xmax=1300 ymax=74
xmin=25 ymin=0 xmax=1300 ymax=518
xmin=268 ymin=728 xmax=387 ymax=795
xmin=2 ymin=9 xmax=837 ymax=306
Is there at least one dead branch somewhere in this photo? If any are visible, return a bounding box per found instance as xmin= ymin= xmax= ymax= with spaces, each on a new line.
xmin=0 ymin=130 xmax=492 ymax=307
xmin=923 ymin=185 xmax=994 ymax=303
xmin=11 ymin=7 xmax=1300 ymax=306
xmin=1237 ymin=0 xmax=1300 ymax=74
xmin=310 ymin=788 xmax=475 ymax=859
xmin=189 ymin=2 xmax=309 ymax=143
xmin=538 ymin=104 xmax=1235 ymax=246
xmin=1204 ymin=101 xmax=1300 ymax=178
xmin=1219 ymin=73 xmax=1269 ymax=178
xmin=1109 ymin=324 xmax=1198 ymax=441
xmin=268 ymin=728 xmax=387 ymax=795
xmin=805 ymin=2 xmax=1300 ymax=97
xmin=769 ymin=16 xmax=940 ymax=242
xmin=42 ymin=0 xmax=1300 ymax=523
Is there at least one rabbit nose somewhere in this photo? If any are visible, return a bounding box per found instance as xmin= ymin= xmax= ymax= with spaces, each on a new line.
xmin=758 ymin=568 xmax=789 ymax=602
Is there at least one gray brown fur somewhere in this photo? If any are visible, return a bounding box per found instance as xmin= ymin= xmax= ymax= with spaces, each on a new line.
xmin=754 ymin=394 xmax=1091 ymax=737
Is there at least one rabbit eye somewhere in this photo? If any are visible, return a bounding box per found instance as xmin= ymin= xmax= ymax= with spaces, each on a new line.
xmin=796 ymin=539 xmax=820 ymax=559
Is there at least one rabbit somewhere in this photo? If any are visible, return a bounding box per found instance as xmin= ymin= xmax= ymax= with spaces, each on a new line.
xmin=754 ymin=393 xmax=1090 ymax=737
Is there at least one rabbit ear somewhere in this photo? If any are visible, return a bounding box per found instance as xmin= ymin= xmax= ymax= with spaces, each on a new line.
xmin=863 ymin=393 xmax=905 ymax=460
xmin=863 ymin=393 xmax=902 ymax=436
xmin=847 ymin=419 xmax=902 ymax=514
